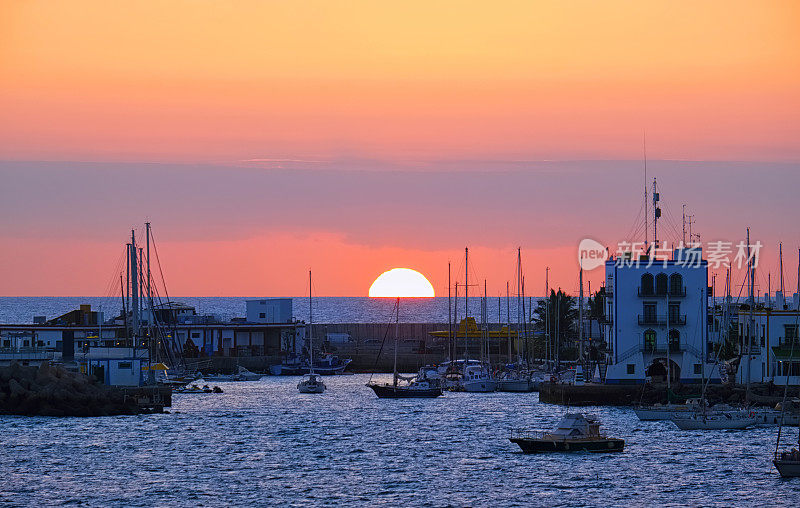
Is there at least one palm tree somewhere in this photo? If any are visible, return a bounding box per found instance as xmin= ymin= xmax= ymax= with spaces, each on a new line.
xmin=532 ymin=289 xmax=579 ymax=360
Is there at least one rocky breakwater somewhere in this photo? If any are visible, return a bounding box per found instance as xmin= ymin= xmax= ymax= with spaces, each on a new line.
xmin=0 ymin=362 xmax=140 ymax=416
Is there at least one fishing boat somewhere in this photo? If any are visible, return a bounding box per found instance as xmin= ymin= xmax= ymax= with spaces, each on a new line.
xmin=510 ymin=413 xmax=624 ymax=453
xmin=367 ymin=297 xmax=443 ymax=398
xmin=298 ymin=270 xmax=326 ymax=394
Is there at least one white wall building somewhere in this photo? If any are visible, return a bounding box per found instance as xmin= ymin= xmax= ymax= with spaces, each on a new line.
xmin=603 ymin=248 xmax=717 ymax=384
xmin=246 ymin=298 xmax=293 ymax=324
xmin=735 ymin=291 xmax=800 ymax=386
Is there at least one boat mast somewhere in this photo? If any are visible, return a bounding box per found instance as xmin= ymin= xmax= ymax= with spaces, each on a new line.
xmin=522 ymin=275 xmax=527 ymax=365
xmin=309 ymin=270 xmax=314 ymax=375
xmin=545 ymin=267 xmax=550 ymax=368
xmin=507 ymin=281 xmax=511 ymax=363
xmin=746 ymin=227 xmax=754 ymax=403
xmin=145 ymin=222 xmax=152 ymax=362
xmin=130 ymin=230 xmax=139 ymax=347
xmin=448 ymin=262 xmax=452 ymax=362
xmin=779 ymin=243 xmax=785 ymax=298
xmin=394 ymin=296 xmax=400 ymax=387
xmin=465 ymin=247 xmax=469 ymax=360
xmin=517 ymin=248 xmax=522 ymax=362
xmin=579 ymin=266 xmax=584 ymax=365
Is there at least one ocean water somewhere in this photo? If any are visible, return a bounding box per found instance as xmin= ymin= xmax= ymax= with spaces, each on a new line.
xmin=0 ymin=374 xmax=797 ymax=506
xmin=0 ymin=296 xmax=538 ymax=325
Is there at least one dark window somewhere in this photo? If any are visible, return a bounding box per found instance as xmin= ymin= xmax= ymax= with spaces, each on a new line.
xmin=669 ymin=329 xmax=680 ymax=351
xmin=694 ymin=364 xmax=702 ymax=374
xmin=668 ymin=303 xmax=680 ymax=324
xmin=785 ymin=325 xmax=798 ymax=346
xmin=656 ymin=273 xmax=668 ymax=295
xmin=627 ymin=364 xmax=635 ymax=375
xmin=669 ymin=273 xmax=683 ymax=295
xmin=641 ymin=273 xmax=654 ymax=295
xmin=259 ymin=313 xmax=266 ymax=319
xmin=643 ymin=303 xmax=657 ymax=322
xmin=2 ymin=340 xmax=9 ymax=347
xmin=191 ymin=332 xmax=200 ymax=339
xmin=119 ymin=362 xmax=132 ymax=369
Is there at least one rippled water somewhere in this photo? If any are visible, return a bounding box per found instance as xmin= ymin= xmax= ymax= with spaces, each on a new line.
xmin=1 ymin=374 xmax=798 ymax=506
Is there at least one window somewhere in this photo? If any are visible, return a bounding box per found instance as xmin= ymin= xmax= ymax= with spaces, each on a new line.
xmin=643 ymin=329 xmax=656 ymax=350
xmin=2 ymin=340 xmax=9 ymax=348
xmin=191 ymin=332 xmax=200 ymax=339
xmin=643 ymin=303 xmax=657 ymax=322
xmin=259 ymin=313 xmax=266 ymax=319
xmin=119 ymin=362 xmax=132 ymax=369
xmin=656 ymin=273 xmax=668 ymax=295
xmin=627 ymin=364 xmax=635 ymax=375
xmin=785 ymin=325 xmax=799 ymax=346
xmin=694 ymin=364 xmax=702 ymax=374
xmin=669 ymin=329 xmax=680 ymax=351
xmin=669 ymin=273 xmax=683 ymax=296
xmin=668 ymin=303 xmax=681 ymax=324
xmin=641 ymin=273 xmax=654 ymax=295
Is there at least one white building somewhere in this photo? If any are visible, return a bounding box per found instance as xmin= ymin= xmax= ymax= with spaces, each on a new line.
xmin=246 ymin=298 xmax=293 ymax=324
xmin=735 ymin=291 xmax=800 ymax=386
xmin=603 ymin=248 xmax=718 ymax=384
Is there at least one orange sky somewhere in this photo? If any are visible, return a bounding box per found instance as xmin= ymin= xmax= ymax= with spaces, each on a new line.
xmin=1 ymin=2 xmax=799 ymax=296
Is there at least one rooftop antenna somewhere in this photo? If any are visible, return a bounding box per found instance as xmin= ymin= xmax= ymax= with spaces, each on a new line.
xmin=682 ymin=204 xmax=687 ymax=246
xmin=652 ymin=177 xmax=660 ymax=250
xmin=779 ymin=243 xmax=785 ymax=298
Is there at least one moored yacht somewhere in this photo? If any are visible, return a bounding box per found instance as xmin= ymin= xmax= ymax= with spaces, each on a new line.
xmin=462 ymin=363 xmax=496 ymax=392
xmin=297 ymin=271 xmax=326 ymax=394
xmin=510 ymin=413 xmax=624 ymax=453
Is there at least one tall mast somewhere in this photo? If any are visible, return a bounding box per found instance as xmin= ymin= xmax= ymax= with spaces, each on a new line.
xmin=448 ymin=262 xmax=452 ymax=361
xmin=545 ymin=267 xmax=550 ymax=367
xmin=747 ymin=227 xmax=754 ymax=401
xmin=644 ymin=133 xmax=648 ymax=249
xmin=130 ymin=230 xmax=139 ymax=342
xmin=682 ymin=204 xmax=686 ymax=246
xmin=507 ymin=281 xmax=511 ymax=362
xmin=579 ymin=267 xmax=584 ymax=364
xmin=465 ymin=247 xmax=469 ymax=359
xmin=521 ymin=276 xmax=527 ymax=364
xmin=484 ymin=279 xmax=488 ymax=365
xmin=393 ymin=296 xmax=400 ymax=387
xmin=779 ymin=243 xmax=785 ymax=298
xmin=454 ymin=282 xmax=459 ymax=361
xmin=145 ymin=222 xmax=152 ymax=353
xmin=517 ymin=248 xmax=522 ymax=360
xmin=652 ymin=178 xmax=660 ymax=250
xmin=309 ymin=270 xmax=314 ymax=374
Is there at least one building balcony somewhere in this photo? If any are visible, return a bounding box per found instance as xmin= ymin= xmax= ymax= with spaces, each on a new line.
xmin=637 ymin=287 xmax=687 ymax=298
xmin=637 ymin=314 xmax=687 ymax=326
xmin=641 ymin=342 xmax=684 ymax=354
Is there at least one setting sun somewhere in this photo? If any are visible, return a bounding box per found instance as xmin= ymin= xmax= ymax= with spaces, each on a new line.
xmin=368 ymin=268 xmax=435 ymax=298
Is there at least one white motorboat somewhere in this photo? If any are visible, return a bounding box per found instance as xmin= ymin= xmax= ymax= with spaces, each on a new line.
xmin=462 ymin=363 xmax=496 ymax=392
xmin=671 ymin=410 xmax=757 ymax=430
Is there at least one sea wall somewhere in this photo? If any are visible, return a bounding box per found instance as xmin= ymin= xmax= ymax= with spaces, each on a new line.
xmin=0 ymin=362 xmax=169 ymax=416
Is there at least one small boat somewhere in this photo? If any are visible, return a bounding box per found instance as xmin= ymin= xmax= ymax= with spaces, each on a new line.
xmin=269 ymin=353 xmax=305 ymax=376
xmin=462 ymin=363 xmax=496 ymax=393
xmin=510 ymin=413 xmax=624 ymax=453
xmin=367 ymin=297 xmax=443 ymax=399
xmin=670 ymin=409 xmax=757 ymax=430
xmin=297 ymin=373 xmax=326 ymax=394
xmin=774 ymin=449 xmax=800 ymax=477
xmin=203 ymin=366 xmax=263 ymax=382
xmin=297 ymin=270 xmax=326 ymax=394
xmin=634 ymin=398 xmax=707 ymax=421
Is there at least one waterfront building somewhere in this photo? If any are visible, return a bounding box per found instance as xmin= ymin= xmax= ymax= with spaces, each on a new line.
xmin=602 ymin=248 xmax=718 ymax=384
xmin=735 ymin=291 xmax=800 ymax=386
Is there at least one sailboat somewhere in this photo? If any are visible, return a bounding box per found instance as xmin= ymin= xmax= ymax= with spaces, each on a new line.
xmin=298 ymin=270 xmax=326 ymax=394
xmin=367 ymin=297 xmax=443 ymax=398
xmin=773 ymin=277 xmax=800 ymax=476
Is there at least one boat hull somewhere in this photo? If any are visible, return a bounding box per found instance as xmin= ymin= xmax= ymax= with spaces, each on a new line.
xmin=368 ymin=383 xmax=443 ymax=398
xmin=297 ymin=383 xmax=326 ymax=394
xmin=774 ymin=459 xmax=800 ymax=477
xmin=510 ymin=437 xmax=625 ymax=453
xmin=671 ymin=415 xmax=757 ymax=430
xmin=463 ymin=380 xmax=497 ymax=393
xmin=496 ymin=379 xmax=533 ymax=392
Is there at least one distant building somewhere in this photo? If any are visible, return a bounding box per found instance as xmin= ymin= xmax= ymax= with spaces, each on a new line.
xmin=246 ymin=298 xmax=293 ymax=324
xmin=735 ymin=291 xmax=800 ymax=386
xmin=602 ymin=248 xmax=717 ymax=384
